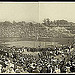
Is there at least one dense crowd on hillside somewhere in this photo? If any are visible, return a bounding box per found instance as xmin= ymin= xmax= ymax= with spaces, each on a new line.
xmin=0 ymin=19 xmax=74 ymax=39
xmin=0 ymin=45 xmax=74 ymax=73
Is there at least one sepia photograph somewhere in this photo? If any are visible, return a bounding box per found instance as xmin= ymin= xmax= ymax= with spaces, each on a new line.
xmin=0 ymin=2 xmax=74 ymax=74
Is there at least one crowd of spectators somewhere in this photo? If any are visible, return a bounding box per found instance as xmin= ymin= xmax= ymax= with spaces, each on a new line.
xmin=0 ymin=45 xmax=74 ymax=73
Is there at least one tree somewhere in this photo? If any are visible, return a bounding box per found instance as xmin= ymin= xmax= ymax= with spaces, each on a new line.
xmin=53 ymin=20 xmax=56 ymax=25
xmin=13 ymin=20 xmax=17 ymax=25
xmin=56 ymin=20 xmax=68 ymax=25
xmin=43 ymin=18 xmax=51 ymax=26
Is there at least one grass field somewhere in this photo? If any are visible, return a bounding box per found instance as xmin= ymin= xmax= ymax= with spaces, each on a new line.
xmin=0 ymin=37 xmax=74 ymax=48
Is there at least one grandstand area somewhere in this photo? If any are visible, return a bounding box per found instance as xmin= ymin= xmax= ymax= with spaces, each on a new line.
xmin=0 ymin=19 xmax=74 ymax=48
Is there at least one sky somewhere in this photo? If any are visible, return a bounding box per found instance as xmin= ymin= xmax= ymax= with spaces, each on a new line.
xmin=39 ymin=2 xmax=75 ymax=23
xmin=0 ymin=2 xmax=75 ymax=23
xmin=0 ymin=2 xmax=39 ymax=22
